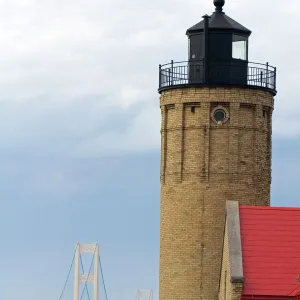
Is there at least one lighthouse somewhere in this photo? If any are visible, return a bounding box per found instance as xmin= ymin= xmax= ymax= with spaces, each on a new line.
xmin=158 ymin=1 xmax=276 ymax=299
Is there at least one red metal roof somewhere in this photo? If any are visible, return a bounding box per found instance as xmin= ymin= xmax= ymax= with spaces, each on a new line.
xmin=242 ymin=296 xmax=300 ymax=300
xmin=239 ymin=206 xmax=300 ymax=298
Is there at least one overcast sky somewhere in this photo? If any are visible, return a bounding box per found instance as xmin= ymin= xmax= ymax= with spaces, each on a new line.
xmin=0 ymin=0 xmax=299 ymax=300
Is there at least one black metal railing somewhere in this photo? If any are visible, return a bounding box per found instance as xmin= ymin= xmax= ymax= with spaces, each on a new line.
xmin=158 ymin=60 xmax=276 ymax=94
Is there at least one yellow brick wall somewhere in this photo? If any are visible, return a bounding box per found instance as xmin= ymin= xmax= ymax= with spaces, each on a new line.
xmin=159 ymin=87 xmax=274 ymax=300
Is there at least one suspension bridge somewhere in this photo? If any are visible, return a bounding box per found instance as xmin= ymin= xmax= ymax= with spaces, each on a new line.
xmin=57 ymin=243 xmax=153 ymax=300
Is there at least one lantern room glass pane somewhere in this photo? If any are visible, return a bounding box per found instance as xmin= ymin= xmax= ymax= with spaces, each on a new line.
xmin=232 ymin=35 xmax=247 ymax=60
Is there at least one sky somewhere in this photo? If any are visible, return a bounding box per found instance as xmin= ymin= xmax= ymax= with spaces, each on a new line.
xmin=0 ymin=0 xmax=299 ymax=299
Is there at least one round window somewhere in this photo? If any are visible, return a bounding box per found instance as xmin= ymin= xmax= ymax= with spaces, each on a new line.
xmin=214 ymin=109 xmax=226 ymax=122
xmin=211 ymin=106 xmax=229 ymax=124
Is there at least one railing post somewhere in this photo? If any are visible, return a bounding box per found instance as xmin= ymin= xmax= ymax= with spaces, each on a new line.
xmin=274 ymin=67 xmax=277 ymax=90
xmin=171 ymin=60 xmax=174 ymax=86
xmin=260 ymin=71 xmax=263 ymax=87
xmin=159 ymin=64 xmax=162 ymax=88
xmin=266 ymin=62 xmax=269 ymax=88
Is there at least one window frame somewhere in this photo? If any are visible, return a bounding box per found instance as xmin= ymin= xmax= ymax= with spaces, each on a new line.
xmin=232 ymin=34 xmax=248 ymax=61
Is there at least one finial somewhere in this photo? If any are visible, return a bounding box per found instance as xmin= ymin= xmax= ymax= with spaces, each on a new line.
xmin=214 ymin=0 xmax=225 ymax=12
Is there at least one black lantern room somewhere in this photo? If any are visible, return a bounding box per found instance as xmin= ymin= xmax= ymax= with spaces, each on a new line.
xmin=187 ymin=0 xmax=250 ymax=85
xmin=158 ymin=0 xmax=276 ymax=94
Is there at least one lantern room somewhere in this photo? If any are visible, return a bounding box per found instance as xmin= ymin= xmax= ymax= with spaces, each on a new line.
xmin=158 ymin=0 xmax=276 ymax=94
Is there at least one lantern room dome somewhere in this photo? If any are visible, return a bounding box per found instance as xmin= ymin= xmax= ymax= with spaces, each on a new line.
xmin=186 ymin=12 xmax=251 ymax=35
xmin=186 ymin=2 xmax=251 ymax=35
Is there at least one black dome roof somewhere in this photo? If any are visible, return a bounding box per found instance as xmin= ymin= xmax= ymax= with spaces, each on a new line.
xmin=186 ymin=4 xmax=251 ymax=35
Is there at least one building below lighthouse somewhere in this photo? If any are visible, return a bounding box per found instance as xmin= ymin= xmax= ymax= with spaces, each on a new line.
xmin=219 ymin=202 xmax=300 ymax=300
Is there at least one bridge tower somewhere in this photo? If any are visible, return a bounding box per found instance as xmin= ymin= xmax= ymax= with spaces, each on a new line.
xmin=73 ymin=243 xmax=99 ymax=300
xmin=135 ymin=290 xmax=153 ymax=300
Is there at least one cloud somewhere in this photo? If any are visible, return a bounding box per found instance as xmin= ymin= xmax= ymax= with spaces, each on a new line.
xmin=75 ymin=104 xmax=160 ymax=157
xmin=0 ymin=95 xmax=160 ymax=158
xmin=0 ymin=0 xmax=298 ymax=160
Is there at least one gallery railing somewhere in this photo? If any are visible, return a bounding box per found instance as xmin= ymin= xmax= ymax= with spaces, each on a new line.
xmin=158 ymin=60 xmax=276 ymax=94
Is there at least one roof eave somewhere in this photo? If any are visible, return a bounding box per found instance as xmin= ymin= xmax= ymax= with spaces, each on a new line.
xmin=186 ymin=27 xmax=252 ymax=36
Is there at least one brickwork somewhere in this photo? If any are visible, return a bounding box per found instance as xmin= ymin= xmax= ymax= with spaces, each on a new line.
xmin=159 ymin=87 xmax=274 ymax=300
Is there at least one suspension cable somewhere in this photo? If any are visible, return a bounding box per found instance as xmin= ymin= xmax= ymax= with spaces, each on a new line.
xmin=58 ymin=246 xmax=77 ymax=300
xmin=99 ymin=251 xmax=109 ymax=300
xmin=80 ymin=255 xmax=91 ymax=300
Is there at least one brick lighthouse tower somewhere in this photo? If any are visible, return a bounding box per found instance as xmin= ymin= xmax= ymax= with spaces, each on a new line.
xmin=158 ymin=1 xmax=277 ymax=300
